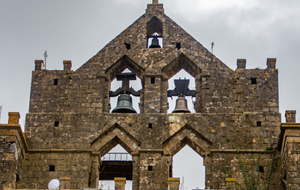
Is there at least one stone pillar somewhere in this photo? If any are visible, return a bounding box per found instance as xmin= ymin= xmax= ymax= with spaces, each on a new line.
xmin=267 ymin=58 xmax=276 ymax=69
xmin=89 ymin=153 xmax=100 ymax=188
xmin=195 ymin=74 xmax=202 ymax=113
xmin=226 ymin=178 xmax=236 ymax=190
xmin=8 ymin=112 xmax=20 ymax=124
xmin=237 ymin=59 xmax=246 ymax=69
xmin=143 ymin=74 xmax=162 ymax=113
xmin=153 ymin=0 xmax=158 ymax=4
xmin=63 ymin=60 xmax=72 ymax=70
xmin=114 ymin=177 xmax=126 ymax=190
xmin=34 ymin=60 xmax=44 ymax=70
xmin=59 ymin=177 xmax=71 ymax=189
xmin=285 ymin=110 xmax=296 ymax=123
xmin=139 ymin=150 xmax=170 ymax=190
xmin=132 ymin=153 xmax=140 ymax=190
xmin=169 ymin=177 xmax=180 ymax=190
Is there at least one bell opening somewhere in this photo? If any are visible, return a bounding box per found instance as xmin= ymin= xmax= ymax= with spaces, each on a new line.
xmin=167 ymin=69 xmax=196 ymax=113
xmin=110 ymin=68 xmax=141 ymax=113
xmin=148 ymin=32 xmax=163 ymax=48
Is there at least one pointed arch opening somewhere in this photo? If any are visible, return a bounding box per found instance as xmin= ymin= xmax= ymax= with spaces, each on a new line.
xmin=167 ymin=69 xmax=196 ymax=113
xmin=163 ymin=124 xmax=213 ymax=189
xmin=99 ymin=144 xmax=133 ymax=190
xmin=172 ymin=145 xmax=205 ymax=189
xmin=162 ymin=54 xmax=202 ymax=113
xmin=106 ymin=56 xmax=144 ymax=114
xmin=110 ymin=68 xmax=142 ymax=113
xmin=91 ymin=124 xmax=140 ymax=190
xmin=147 ymin=16 xmax=163 ymax=48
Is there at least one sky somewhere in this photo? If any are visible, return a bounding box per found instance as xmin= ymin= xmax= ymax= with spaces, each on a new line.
xmin=1 ymin=0 xmax=300 ymax=189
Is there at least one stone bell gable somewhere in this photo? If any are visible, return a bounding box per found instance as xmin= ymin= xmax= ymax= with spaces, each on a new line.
xmin=0 ymin=1 xmax=288 ymax=190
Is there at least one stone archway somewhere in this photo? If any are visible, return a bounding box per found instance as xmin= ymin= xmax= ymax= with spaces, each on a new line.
xmin=162 ymin=124 xmax=213 ymax=189
xmin=89 ymin=123 xmax=141 ymax=188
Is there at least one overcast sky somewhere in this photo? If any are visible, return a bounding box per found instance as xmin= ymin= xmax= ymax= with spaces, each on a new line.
xmin=1 ymin=0 xmax=300 ymax=189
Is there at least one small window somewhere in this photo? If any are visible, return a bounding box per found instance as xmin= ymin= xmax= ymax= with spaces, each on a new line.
xmin=251 ymin=78 xmax=257 ymax=84
xmin=257 ymin=121 xmax=261 ymax=126
xmin=176 ymin=42 xmax=181 ymax=50
xmin=124 ymin=43 xmax=131 ymax=50
xmin=148 ymin=166 xmax=153 ymax=171
xmin=151 ymin=77 xmax=155 ymax=84
xmin=148 ymin=123 xmax=153 ymax=128
xmin=54 ymin=121 xmax=59 ymax=127
xmin=259 ymin=166 xmax=264 ymax=172
xmin=54 ymin=79 xmax=58 ymax=85
xmin=49 ymin=165 xmax=55 ymax=171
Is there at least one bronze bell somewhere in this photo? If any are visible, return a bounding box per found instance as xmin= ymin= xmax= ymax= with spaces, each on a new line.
xmin=149 ymin=36 xmax=161 ymax=48
xmin=112 ymin=94 xmax=137 ymax=113
xmin=172 ymin=96 xmax=190 ymax=113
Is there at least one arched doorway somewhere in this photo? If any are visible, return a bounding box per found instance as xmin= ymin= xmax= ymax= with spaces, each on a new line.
xmin=99 ymin=144 xmax=133 ymax=190
xmin=172 ymin=145 xmax=205 ymax=189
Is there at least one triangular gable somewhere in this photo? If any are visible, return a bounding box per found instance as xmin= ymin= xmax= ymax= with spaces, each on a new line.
xmin=76 ymin=3 xmax=233 ymax=76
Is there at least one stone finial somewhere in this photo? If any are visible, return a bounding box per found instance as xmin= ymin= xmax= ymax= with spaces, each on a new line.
xmin=114 ymin=177 xmax=126 ymax=190
xmin=35 ymin=60 xmax=44 ymax=70
xmin=59 ymin=177 xmax=71 ymax=189
xmin=226 ymin=178 xmax=236 ymax=189
xmin=237 ymin=59 xmax=246 ymax=69
xmin=285 ymin=110 xmax=296 ymax=123
xmin=153 ymin=0 xmax=158 ymax=4
xmin=63 ymin=60 xmax=72 ymax=70
xmin=267 ymin=58 xmax=276 ymax=69
xmin=8 ymin=112 xmax=20 ymax=124
xmin=169 ymin=177 xmax=180 ymax=190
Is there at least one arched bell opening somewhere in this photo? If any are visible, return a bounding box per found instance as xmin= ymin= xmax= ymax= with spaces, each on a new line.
xmin=147 ymin=32 xmax=163 ymax=48
xmin=99 ymin=144 xmax=133 ymax=190
xmin=172 ymin=144 xmax=205 ymax=189
xmin=162 ymin=54 xmax=202 ymax=113
xmin=110 ymin=68 xmax=142 ymax=113
xmin=167 ymin=69 xmax=196 ymax=113
xmin=147 ymin=16 xmax=163 ymax=48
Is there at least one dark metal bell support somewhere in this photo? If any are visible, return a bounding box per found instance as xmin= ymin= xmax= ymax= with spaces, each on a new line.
xmin=112 ymin=94 xmax=137 ymax=113
xmin=173 ymin=96 xmax=190 ymax=113
xmin=167 ymin=78 xmax=198 ymax=113
xmin=109 ymin=72 xmax=141 ymax=113
xmin=149 ymin=36 xmax=161 ymax=48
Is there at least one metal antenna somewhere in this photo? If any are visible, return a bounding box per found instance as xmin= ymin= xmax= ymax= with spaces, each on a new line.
xmin=43 ymin=50 xmax=48 ymax=69
xmin=211 ymin=42 xmax=214 ymax=54
xmin=0 ymin=105 xmax=2 ymax=119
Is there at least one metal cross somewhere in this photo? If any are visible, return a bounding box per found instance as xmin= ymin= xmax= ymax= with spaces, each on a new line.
xmin=109 ymin=73 xmax=140 ymax=97
xmin=43 ymin=50 xmax=48 ymax=69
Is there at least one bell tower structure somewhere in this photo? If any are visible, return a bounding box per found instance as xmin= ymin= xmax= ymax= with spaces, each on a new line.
xmin=2 ymin=1 xmax=283 ymax=189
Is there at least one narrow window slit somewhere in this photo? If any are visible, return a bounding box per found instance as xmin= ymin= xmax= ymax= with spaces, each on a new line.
xmin=148 ymin=123 xmax=153 ymax=128
xmin=176 ymin=42 xmax=181 ymax=50
xmin=151 ymin=77 xmax=155 ymax=84
xmin=49 ymin=165 xmax=55 ymax=171
xmin=54 ymin=121 xmax=59 ymax=127
xmin=124 ymin=43 xmax=131 ymax=50
xmin=259 ymin=166 xmax=264 ymax=172
xmin=251 ymin=78 xmax=257 ymax=84
xmin=148 ymin=166 xmax=153 ymax=171
xmin=54 ymin=79 xmax=58 ymax=85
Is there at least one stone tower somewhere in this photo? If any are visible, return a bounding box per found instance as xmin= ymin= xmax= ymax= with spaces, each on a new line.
xmin=2 ymin=1 xmax=294 ymax=189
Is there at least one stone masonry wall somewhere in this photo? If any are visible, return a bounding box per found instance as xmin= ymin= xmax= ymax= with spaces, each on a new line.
xmin=18 ymin=2 xmax=283 ymax=190
xmin=0 ymin=113 xmax=27 ymax=189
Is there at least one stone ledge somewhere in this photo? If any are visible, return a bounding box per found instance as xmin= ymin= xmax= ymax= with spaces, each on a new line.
xmin=27 ymin=149 xmax=92 ymax=153
xmin=139 ymin=149 xmax=164 ymax=153
xmin=211 ymin=149 xmax=274 ymax=153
